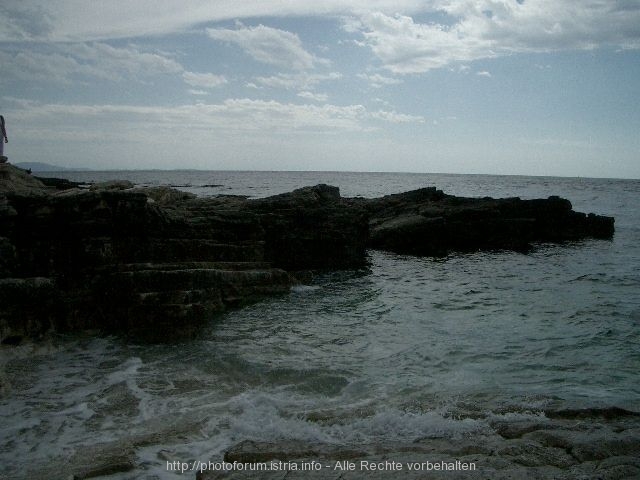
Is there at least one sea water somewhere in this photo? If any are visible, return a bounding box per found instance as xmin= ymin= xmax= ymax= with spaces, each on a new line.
xmin=1 ymin=171 xmax=639 ymax=479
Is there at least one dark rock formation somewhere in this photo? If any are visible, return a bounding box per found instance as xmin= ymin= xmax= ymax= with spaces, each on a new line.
xmin=247 ymin=184 xmax=369 ymax=270
xmin=0 ymin=165 xmax=367 ymax=342
xmin=33 ymin=175 xmax=84 ymax=191
xmin=0 ymin=163 xmax=614 ymax=343
xmin=359 ymin=187 xmax=614 ymax=256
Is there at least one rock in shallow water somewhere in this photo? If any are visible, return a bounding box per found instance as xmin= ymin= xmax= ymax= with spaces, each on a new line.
xmin=362 ymin=188 xmax=614 ymax=256
xmin=196 ymin=415 xmax=640 ymax=480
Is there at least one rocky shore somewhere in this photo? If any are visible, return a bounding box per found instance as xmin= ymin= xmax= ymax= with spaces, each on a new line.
xmin=194 ymin=407 xmax=640 ymax=480
xmin=0 ymin=163 xmax=614 ymax=343
xmin=19 ymin=406 xmax=639 ymax=479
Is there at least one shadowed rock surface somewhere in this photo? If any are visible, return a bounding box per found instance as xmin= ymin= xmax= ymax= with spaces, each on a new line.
xmin=0 ymin=163 xmax=614 ymax=343
xmin=355 ymin=186 xmax=614 ymax=256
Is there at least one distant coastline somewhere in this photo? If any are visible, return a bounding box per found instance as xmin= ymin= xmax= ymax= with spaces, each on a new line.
xmin=5 ymin=163 xmax=638 ymax=181
xmin=13 ymin=162 xmax=91 ymax=172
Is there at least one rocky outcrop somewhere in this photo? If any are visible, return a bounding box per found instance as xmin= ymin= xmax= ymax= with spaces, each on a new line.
xmin=0 ymin=165 xmax=367 ymax=342
xmin=0 ymin=163 xmax=614 ymax=343
xmin=359 ymin=187 xmax=614 ymax=256
xmin=247 ymin=184 xmax=369 ymax=270
xmin=0 ymin=163 xmax=48 ymax=196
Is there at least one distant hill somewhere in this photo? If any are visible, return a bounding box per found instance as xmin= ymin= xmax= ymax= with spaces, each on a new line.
xmin=13 ymin=162 xmax=90 ymax=172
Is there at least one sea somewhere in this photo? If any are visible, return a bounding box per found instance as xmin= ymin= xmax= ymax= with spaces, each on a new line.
xmin=1 ymin=171 xmax=639 ymax=479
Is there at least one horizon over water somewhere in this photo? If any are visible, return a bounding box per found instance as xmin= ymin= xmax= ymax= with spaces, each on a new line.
xmin=23 ymin=164 xmax=640 ymax=181
xmin=1 ymin=170 xmax=639 ymax=478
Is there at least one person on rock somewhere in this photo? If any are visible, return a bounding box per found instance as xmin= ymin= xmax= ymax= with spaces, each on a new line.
xmin=0 ymin=115 xmax=7 ymax=162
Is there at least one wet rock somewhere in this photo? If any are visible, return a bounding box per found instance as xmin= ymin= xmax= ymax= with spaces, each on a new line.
xmin=224 ymin=440 xmax=367 ymax=463
xmin=248 ymin=184 xmax=369 ymax=270
xmin=197 ymin=417 xmax=640 ymax=480
xmin=95 ymin=265 xmax=293 ymax=341
xmin=133 ymin=185 xmax=196 ymax=205
xmin=495 ymin=439 xmax=576 ymax=468
xmin=363 ymin=188 xmax=614 ymax=256
xmin=20 ymin=442 xmax=136 ymax=480
xmin=524 ymin=424 xmax=640 ymax=462
xmin=0 ymin=277 xmax=61 ymax=341
xmin=34 ymin=175 xmax=83 ymax=191
xmin=89 ymin=179 xmax=134 ymax=191
xmin=0 ymin=163 xmax=47 ymax=196
xmin=592 ymin=456 xmax=640 ymax=480
xmin=489 ymin=417 xmax=553 ymax=439
xmin=0 ymin=236 xmax=16 ymax=277
xmin=545 ymin=406 xmax=640 ymax=420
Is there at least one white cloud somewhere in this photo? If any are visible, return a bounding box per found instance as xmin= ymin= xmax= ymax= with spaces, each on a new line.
xmin=372 ymin=97 xmax=392 ymax=107
xmin=353 ymin=12 xmax=493 ymax=73
xmin=3 ymin=0 xmax=640 ymax=63
xmin=476 ymin=70 xmax=491 ymax=77
xmin=4 ymin=2 xmax=638 ymax=77
xmin=206 ymin=23 xmax=320 ymax=70
xmin=8 ymin=98 xmax=424 ymax=136
xmin=68 ymin=43 xmax=183 ymax=76
xmin=369 ymin=110 xmax=424 ymax=123
xmin=357 ymin=73 xmax=402 ymax=88
xmin=182 ymin=71 xmax=228 ymax=88
xmin=350 ymin=2 xmax=640 ymax=73
xmin=0 ymin=42 xmax=182 ymax=84
xmin=188 ymin=89 xmax=209 ymax=95
xmin=0 ymin=3 xmax=54 ymax=41
xmin=0 ymin=1 xmax=430 ymax=42
xmin=297 ymin=91 xmax=329 ymax=102
xmin=254 ymin=72 xmax=342 ymax=90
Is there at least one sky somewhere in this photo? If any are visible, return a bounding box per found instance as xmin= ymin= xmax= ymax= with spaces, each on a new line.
xmin=0 ymin=1 xmax=639 ymax=178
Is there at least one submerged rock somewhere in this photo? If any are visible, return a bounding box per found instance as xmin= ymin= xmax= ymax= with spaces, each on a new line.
xmin=0 ymin=164 xmax=615 ymax=342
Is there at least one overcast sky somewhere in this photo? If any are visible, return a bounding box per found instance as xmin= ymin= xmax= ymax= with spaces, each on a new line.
xmin=1 ymin=1 xmax=639 ymax=177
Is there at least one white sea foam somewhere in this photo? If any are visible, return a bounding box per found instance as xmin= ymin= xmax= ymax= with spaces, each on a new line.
xmin=291 ymin=284 xmax=321 ymax=293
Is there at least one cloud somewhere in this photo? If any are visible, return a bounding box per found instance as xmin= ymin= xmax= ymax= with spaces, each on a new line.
xmin=68 ymin=42 xmax=183 ymax=76
xmin=4 ymin=1 xmax=640 ymax=61
xmin=349 ymin=2 xmax=640 ymax=73
xmin=352 ymin=12 xmax=492 ymax=73
xmin=476 ymin=70 xmax=491 ymax=77
xmin=357 ymin=73 xmax=402 ymax=88
xmin=206 ymin=23 xmax=321 ymax=70
xmin=182 ymin=71 xmax=228 ymax=88
xmin=0 ymin=43 xmax=183 ymax=84
xmin=1 ymin=42 xmax=231 ymax=93
xmin=0 ymin=1 xmax=430 ymax=42
xmin=0 ymin=3 xmax=54 ymax=41
xmin=253 ymin=72 xmax=342 ymax=90
xmin=188 ymin=89 xmax=209 ymax=95
xmin=8 ymin=98 xmax=425 ymax=136
xmin=369 ymin=110 xmax=424 ymax=123
xmin=297 ymin=91 xmax=329 ymax=102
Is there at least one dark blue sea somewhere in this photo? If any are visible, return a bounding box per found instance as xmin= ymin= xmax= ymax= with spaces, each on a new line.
xmin=1 ymin=171 xmax=639 ymax=478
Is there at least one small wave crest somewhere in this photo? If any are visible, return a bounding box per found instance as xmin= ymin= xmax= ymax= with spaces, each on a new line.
xmin=207 ymin=389 xmax=489 ymax=455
